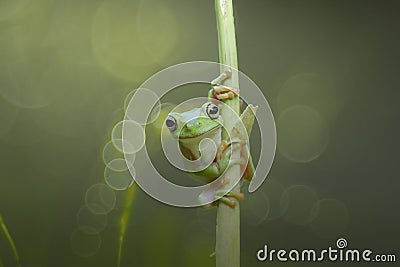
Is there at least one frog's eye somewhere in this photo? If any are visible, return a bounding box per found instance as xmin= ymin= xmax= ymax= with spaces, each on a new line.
xmin=165 ymin=116 xmax=177 ymax=131
xmin=206 ymin=103 xmax=219 ymax=119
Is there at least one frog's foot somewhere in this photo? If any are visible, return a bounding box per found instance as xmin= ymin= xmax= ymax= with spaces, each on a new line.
xmin=212 ymin=85 xmax=239 ymax=100
xmin=210 ymin=70 xmax=239 ymax=100
xmin=199 ymin=176 xmax=246 ymax=208
xmin=215 ymin=186 xmax=245 ymax=208
xmin=218 ymin=193 xmax=245 ymax=208
xmin=219 ymin=197 xmax=236 ymax=208
xmin=198 ymin=177 xmax=230 ymax=208
xmin=227 ymin=192 xmax=245 ymax=201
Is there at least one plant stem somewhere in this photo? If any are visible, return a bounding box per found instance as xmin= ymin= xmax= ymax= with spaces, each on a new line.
xmin=0 ymin=213 xmax=21 ymax=267
xmin=215 ymin=1 xmax=240 ymax=267
xmin=117 ymin=185 xmax=136 ymax=267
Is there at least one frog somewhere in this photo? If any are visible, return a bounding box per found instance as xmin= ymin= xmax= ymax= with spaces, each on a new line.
xmin=165 ymin=70 xmax=257 ymax=208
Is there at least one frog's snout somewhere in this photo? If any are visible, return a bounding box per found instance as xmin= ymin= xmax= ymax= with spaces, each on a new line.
xmin=184 ymin=120 xmax=202 ymax=130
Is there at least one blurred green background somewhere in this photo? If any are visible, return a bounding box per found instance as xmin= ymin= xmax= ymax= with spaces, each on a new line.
xmin=0 ymin=0 xmax=399 ymax=266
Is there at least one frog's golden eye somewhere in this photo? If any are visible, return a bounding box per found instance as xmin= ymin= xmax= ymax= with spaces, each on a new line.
xmin=206 ymin=103 xmax=219 ymax=119
xmin=165 ymin=116 xmax=177 ymax=131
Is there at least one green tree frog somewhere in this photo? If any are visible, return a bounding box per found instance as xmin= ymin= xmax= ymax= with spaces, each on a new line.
xmin=165 ymin=71 xmax=257 ymax=207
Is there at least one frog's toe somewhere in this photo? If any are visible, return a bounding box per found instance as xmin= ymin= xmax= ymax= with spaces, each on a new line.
xmin=211 ymin=70 xmax=232 ymax=86
xmin=215 ymin=190 xmax=245 ymax=208
xmin=215 ymin=91 xmax=236 ymax=100
xmin=226 ymin=192 xmax=245 ymax=201
xmin=219 ymin=197 xmax=237 ymax=208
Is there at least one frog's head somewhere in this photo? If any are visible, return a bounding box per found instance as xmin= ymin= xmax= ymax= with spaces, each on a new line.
xmin=165 ymin=102 xmax=222 ymax=140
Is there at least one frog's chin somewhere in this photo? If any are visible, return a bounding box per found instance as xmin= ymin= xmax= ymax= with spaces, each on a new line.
xmin=178 ymin=126 xmax=222 ymax=160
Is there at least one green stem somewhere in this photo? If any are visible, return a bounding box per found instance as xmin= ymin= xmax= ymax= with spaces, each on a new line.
xmin=215 ymin=1 xmax=240 ymax=267
xmin=0 ymin=213 xmax=21 ymax=267
xmin=117 ymin=185 xmax=136 ymax=267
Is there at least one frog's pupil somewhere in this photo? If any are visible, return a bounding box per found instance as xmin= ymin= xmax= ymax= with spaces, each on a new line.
xmin=166 ymin=119 xmax=175 ymax=128
xmin=210 ymin=106 xmax=218 ymax=114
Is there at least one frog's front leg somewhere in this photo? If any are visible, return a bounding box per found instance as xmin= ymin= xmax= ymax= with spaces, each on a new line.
xmin=217 ymin=139 xmax=247 ymax=160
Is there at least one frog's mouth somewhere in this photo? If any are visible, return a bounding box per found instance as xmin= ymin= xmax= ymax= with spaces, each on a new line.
xmin=178 ymin=125 xmax=222 ymax=140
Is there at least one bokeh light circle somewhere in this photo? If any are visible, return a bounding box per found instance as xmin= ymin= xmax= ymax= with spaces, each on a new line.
xmin=263 ymin=179 xmax=289 ymax=220
xmin=70 ymin=227 xmax=101 ymax=257
xmin=277 ymin=73 xmax=338 ymax=120
xmin=242 ymin=190 xmax=270 ymax=225
xmin=277 ymin=105 xmax=329 ymax=163
xmin=136 ymin=0 xmax=179 ymax=63
xmin=112 ymin=120 xmax=145 ymax=154
xmin=124 ymin=88 xmax=161 ymax=124
xmin=104 ymin=161 xmax=135 ymax=191
xmin=123 ymin=90 xmax=136 ymax=111
xmin=76 ymin=205 xmax=107 ymax=234
xmin=85 ymin=183 xmax=116 ymax=215
xmin=150 ymin=102 xmax=176 ymax=130
xmin=102 ymin=140 xmax=135 ymax=167
xmin=105 ymin=158 xmax=129 ymax=172
xmin=92 ymin=0 xmax=179 ymax=82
